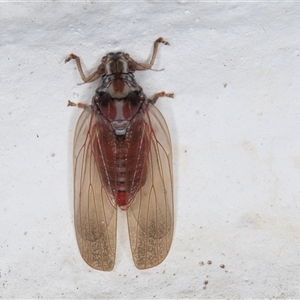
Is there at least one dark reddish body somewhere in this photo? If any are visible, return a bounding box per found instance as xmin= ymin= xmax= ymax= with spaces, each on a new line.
xmin=91 ymin=52 xmax=150 ymax=209
xmin=91 ymin=97 xmax=149 ymax=209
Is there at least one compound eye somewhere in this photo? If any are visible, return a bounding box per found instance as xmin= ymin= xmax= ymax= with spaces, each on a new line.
xmin=127 ymin=60 xmax=137 ymax=72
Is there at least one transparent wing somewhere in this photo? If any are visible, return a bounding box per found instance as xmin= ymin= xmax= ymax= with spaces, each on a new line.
xmin=127 ymin=104 xmax=173 ymax=269
xmin=73 ymin=106 xmax=117 ymax=271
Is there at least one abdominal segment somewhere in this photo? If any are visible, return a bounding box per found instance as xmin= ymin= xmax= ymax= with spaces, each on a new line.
xmin=92 ymin=113 xmax=150 ymax=209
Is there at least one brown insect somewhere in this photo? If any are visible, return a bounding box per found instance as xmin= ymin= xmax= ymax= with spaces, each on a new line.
xmin=66 ymin=37 xmax=174 ymax=271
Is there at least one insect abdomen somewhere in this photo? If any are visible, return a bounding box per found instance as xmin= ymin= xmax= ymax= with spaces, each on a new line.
xmin=115 ymin=120 xmax=149 ymax=209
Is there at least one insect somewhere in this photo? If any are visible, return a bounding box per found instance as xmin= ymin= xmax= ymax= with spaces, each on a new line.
xmin=66 ymin=37 xmax=173 ymax=271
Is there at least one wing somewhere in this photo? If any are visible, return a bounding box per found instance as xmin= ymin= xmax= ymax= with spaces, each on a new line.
xmin=73 ymin=106 xmax=117 ymax=271
xmin=127 ymin=103 xmax=173 ymax=269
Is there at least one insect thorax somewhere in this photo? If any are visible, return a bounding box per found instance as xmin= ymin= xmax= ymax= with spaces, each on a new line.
xmin=93 ymin=73 xmax=147 ymax=136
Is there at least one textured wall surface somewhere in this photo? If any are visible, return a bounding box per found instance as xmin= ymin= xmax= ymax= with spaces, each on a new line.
xmin=1 ymin=1 xmax=300 ymax=298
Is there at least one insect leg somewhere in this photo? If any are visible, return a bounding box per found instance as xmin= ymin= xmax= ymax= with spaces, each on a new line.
xmin=65 ymin=54 xmax=101 ymax=83
xmin=135 ymin=37 xmax=170 ymax=71
xmin=149 ymin=91 xmax=174 ymax=105
xmin=67 ymin=100 xmax=88 ymax=109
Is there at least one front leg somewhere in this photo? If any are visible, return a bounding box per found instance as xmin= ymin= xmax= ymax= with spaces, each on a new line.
xmin=135 ymin=37 xmax=170 ymax=71
xmin=65 ymin=53 xmax=100 ymax=83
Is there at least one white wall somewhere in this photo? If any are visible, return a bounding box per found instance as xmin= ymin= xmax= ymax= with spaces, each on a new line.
xmin=1 ymin=1 xmax=300 ymax=298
